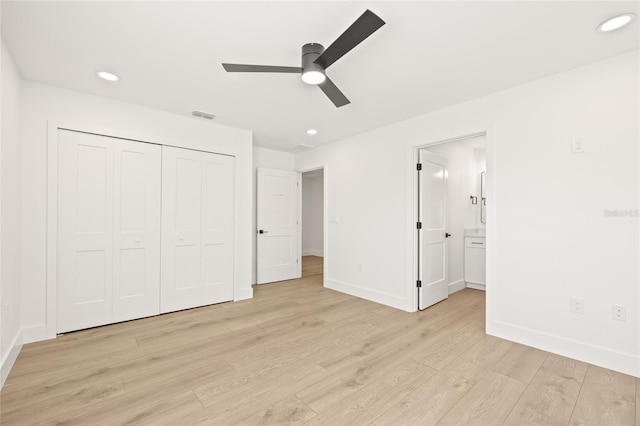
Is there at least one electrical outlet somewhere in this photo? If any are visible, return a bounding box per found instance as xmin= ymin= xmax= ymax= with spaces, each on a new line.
xmin=612 ymin=305 xmax=626 ymax=321
xmin=570 ymin=297 xmax=584 ymax=314
xmin=572 ymin=138 xmax=585 ymax=154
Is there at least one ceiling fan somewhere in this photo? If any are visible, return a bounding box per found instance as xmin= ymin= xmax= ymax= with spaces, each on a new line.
xmin=222 ymin=9 xmax=385 ymax=108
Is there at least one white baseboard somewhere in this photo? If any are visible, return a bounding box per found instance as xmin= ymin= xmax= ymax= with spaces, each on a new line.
xmin=466 ymin=282 xmax=486 ymax=291
xmin=489 ymin=320 xmax=640 ymax=378
xmin=302 ymin=249 xmax=324 ymax=257
xmin=22 ymin=324 xmax=48 ymax=344
xmin=234 ymin=287 xmax=253 ymax=302
xmin=1 ymin=329 xmax=23 ymax=387
xmin=448 ymin=279 xmax=466 ymax=294
xmin=325 ymin=277 xmax=408 ymax=312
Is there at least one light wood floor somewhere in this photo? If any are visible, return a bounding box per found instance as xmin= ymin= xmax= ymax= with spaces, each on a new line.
xmin=1 ymin=256 xmax=638 ymax=425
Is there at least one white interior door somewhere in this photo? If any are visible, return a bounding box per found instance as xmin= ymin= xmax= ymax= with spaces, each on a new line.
xmin=257 ymin=168 xmax=300 ymax=284
xmin=57 ymin=130 xmax=162 ymax=332
xmin=201 ymin=152 xmax=235 ymax=303
xmin=161 ymin=146 xmax=234 ymax=313
xmin=112 ymin=139 xmax=161 ymax=322
xmin=419 ymin=150 xmax=449 ymax=310
xmin=58 ymin=130 xmax=114 ymax=332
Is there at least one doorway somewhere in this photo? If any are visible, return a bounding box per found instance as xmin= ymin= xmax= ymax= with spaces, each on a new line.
xmin=301 ymin=168 xmax=324 ymax=278
xmin=416 ymin=134 xmax=487 ymax=310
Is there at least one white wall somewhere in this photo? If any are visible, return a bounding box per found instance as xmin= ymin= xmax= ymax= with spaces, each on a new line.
xmin=20 ymin=81 xmax=253 ymax=342
xmin=426 ymin=140 xmax=483 ymax=292
xmin=302 ymin=173 xmax=324 ymax=257
xmin=252 ymin=146 xmax=295 ymax=283
xmin=296 ymin=50 xmax=639 ymax=377
xmin=1 ymin=39 xmax=23 ymax=386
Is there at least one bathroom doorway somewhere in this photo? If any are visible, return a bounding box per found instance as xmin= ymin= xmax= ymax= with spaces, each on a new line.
xmin=417 ymin=134 xmax=487 ymax=310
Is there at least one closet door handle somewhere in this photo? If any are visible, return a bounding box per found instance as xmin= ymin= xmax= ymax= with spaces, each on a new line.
xmin=258 ymin=229 xmax=269 ymax=234
xmin=445 ymin=233 xmax=452 ymax=238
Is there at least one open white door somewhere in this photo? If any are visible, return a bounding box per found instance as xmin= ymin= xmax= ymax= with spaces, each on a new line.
xmin=418 ymin=150 xmax=449 ymax=310
xmin=257 ymin=168 xmax=300 ymax=284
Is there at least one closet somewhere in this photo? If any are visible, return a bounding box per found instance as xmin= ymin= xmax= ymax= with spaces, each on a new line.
xmin=160 ymin=146 xmax=234 ymax=313
xmin=56 ymin=129 xmax=234 ymax=333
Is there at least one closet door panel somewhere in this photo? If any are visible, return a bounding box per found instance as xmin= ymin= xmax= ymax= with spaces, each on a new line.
xmin=201 ymin=153 xmax=235 ymax=304
xmin=161 ymin=146 xmax=203 ymax=313
xmin=57 ymin=130 xmax=114 ymax=333
xmin=112 ymin=140 xmax=161 ymax=322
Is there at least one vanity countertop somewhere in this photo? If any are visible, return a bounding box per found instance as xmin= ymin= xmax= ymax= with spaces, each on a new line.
xmin=464 ymin=228 xmax=486 ymax=237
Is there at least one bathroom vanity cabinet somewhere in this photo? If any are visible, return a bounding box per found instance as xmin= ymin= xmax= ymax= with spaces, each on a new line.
xmin=464 ymin=233 xmax=486 ymax=290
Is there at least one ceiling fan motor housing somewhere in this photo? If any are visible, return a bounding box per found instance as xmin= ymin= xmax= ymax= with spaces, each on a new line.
xmin=301 ymin=43 xmax=326 ymax=77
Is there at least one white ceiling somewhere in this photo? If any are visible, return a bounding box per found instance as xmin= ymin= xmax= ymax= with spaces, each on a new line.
xmin=2 ymin=1 xmax=638 ymax=151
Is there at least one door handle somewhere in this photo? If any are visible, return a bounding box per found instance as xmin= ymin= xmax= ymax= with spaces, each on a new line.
xmin=258 ymin=229 xmax=269 ymax=234
xmin=445 ymin=233 xmax=452 ymax=238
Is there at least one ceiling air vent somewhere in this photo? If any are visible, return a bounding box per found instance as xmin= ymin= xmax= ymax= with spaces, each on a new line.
xmin=192 ymin=110 xmax=215 ymax=120
xmin=291 ymin=144 xmax=316 ymax=153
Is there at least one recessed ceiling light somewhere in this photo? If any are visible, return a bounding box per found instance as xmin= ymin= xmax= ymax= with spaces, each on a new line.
xmin=306 ymin=129 xmax=318 ymax=135
xmin=597 ymin=13 xmax=636 ymax=32
xmin=96 ymin=71 xmax=120 ymax=82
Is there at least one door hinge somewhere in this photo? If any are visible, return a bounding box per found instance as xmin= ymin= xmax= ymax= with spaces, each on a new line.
xmin=416 ymin=222 xmax=422 ymax=229
xmin=296 ymin=258 xmax=299 ymax=264
xmin=416 ymin=280 xmax=422 ymax=288
xmin=416 ymin=163 xmax=422 ymax=171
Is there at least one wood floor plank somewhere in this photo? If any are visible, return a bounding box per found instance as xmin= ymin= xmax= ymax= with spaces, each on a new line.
xmin=303 ymin=360 xmax=436 ymax=425
xmin=636 ymin=377 xmax=639 ymax=426
xmin=243 ymin=395 xmax=317 ymax=425
xmin=437 ymin=371 xmax=526 ymax=425
xmin=302 ymin=256 xmax=324 ymax=277
xmin=297 ymin=304 xmax=484 ymax=415
xmin=503 ymin=353 xmax=588 ymax=426
xmin=373 ymin=335 xmax=513 ymax=426
xmin=34 ymin=389 xmax=204 ymax=426
xmin=1 ymin=262 xmax=635 ymax=426
xmin=314 ymin=292 xmax=483 ymax=376
xmin=0 ymin=376 xmax=126 ymax=425
xmin=569 ymin=365 xmax=636 ymax=426
xmin=230 ymin=322 xmax=381 ymax=376
xmin=193 ymin=361 xmax=329 ymax=409
xmin=491 ymin=342 xmax=548 ymax=384
xmin=413 ymin=318 xmax=485 ymax=370
xmin=177 ymin=362 xmax=330 ymax=425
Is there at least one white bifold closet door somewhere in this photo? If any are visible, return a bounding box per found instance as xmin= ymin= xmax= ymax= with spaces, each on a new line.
xmin=57 ymin=130 xmax=161 ymax=333
xmin=160 ymin=146 xmax=235 ymax=314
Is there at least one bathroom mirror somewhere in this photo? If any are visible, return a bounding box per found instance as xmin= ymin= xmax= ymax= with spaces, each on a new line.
xmin=480 ymin=171 xmax=486 ymax=224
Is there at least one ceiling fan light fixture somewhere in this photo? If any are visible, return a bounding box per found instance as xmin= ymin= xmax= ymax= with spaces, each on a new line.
xmin=301 ymin=70 xmax=326 ymax=85
xmin=597 ymin=13 xmax=636 ymax=32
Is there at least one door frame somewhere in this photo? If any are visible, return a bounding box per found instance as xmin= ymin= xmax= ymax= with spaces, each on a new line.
xmin=407 ymin=130 xmax=495 ymax=315
xmin=297 ymin=164 xmax=328 ymax=285
xmin=45 ymin=121 xmax=242 ymax=340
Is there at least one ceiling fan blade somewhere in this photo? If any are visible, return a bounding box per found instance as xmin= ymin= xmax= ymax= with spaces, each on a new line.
xmin=222 ymin=64 xmax=302 ymax=73
xmin=318 ymin=76 xmax=350 ymax=108
xmin=314 ymin=9 xmax=385 ymax=69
